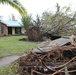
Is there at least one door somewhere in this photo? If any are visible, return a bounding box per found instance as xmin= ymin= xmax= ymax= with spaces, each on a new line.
xmin=8 ymin=27 xmax=12 ymax=35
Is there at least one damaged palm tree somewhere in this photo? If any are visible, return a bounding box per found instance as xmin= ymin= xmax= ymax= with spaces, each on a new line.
xmin=19 ymin=37 xmax=76 ymax=75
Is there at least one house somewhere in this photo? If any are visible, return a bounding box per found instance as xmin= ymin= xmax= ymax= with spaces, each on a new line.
xmin=0 ymin=20 xmax=23 ymax=36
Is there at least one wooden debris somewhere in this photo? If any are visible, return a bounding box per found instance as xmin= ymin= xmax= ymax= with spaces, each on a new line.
xmin=69 ymin=35 xmax=76 ymax=46
xmin=19 ymin=37 xmax=76 ymax=75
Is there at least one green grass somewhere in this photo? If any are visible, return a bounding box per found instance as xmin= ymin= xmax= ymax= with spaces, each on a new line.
xmin=0 ymin=61 xmax=19 ymax=75
xmin=0 ymin=35 xmax=39 ymax=75
xmin=0 ymin=35 xmax=39 ymax=58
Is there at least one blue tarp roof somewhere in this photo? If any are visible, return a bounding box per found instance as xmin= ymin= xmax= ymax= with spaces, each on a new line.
xmin=0 ymin=20 xmax=22 ymax=27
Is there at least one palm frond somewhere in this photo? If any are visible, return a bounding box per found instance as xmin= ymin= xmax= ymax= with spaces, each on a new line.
xmin=0 ymin=0 xmax=27 ymax=16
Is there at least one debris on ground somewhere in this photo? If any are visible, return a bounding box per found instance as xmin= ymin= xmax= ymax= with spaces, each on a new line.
xmin=19 ymin=35 xmax=76 ymax=75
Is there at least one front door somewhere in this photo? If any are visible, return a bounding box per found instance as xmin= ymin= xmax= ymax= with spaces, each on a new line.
xmin=8 ymin=27 xmax=12 ymax=35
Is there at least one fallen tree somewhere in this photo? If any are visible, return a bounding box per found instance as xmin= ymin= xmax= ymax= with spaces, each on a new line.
xmin=27 ymin=24 xmax=43 ymax=42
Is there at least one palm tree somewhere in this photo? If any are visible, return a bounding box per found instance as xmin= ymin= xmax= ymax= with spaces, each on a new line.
xmin=21 ymin=15 xmax=32 ymax=29
xmin=33 ymin=15 xmax=41 ymax=27
xmin=0 ymin=0 xmax=27 ymax=15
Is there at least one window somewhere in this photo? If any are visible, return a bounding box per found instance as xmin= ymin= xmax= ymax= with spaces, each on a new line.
xmin=15 ymin=27 xmax=21 ymax=34
xmin=0 ymin=26 xmax=3 ymax=34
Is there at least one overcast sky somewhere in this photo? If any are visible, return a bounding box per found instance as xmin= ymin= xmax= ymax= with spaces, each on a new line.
xmin=0 ymin=0 xmax=76 ymax=20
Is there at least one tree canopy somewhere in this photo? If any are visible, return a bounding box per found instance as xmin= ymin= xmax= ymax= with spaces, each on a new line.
xmin=41 ymin=3 xmax=76 ymax=35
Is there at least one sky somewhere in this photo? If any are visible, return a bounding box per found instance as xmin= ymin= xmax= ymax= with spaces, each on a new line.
xmin=0 ymin=0 xmax=76 ymax=20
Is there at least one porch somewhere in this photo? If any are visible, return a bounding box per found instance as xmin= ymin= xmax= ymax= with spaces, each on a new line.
xmin=8 ymin=27 xmax=21 ymax=35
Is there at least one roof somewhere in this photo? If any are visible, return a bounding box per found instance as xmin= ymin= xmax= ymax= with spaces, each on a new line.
xmin=0 ymin=20 xmax=22 ymax=27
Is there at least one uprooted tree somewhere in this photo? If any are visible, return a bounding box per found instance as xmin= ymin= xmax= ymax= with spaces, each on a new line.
xmin=41 ymin=3 xmax=76 ymax=36
xmin=21 ymin=14 xmax=43 ymax=41
xmin=27 ymin=24 xmax=43 ymax=41
xmin=21 ymin=3 xmax=76 ymax=42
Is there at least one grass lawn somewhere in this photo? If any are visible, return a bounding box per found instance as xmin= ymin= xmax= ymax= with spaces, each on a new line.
xmin=0 ymin=61 xmax=19 ymax=75
xmin=0 ymin=35 xmax=39 ymax=75
xmin=0 ymin=35 xmax=39 ymax=58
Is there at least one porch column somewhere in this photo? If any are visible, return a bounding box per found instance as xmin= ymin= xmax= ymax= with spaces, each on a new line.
xmin=12 ymin=27 xmax=15 ymax=35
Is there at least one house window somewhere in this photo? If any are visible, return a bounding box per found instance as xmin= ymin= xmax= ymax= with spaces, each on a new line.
xmin=15 ymin=27 xmax=21 ymax=34
xmin=0 ymin=26 xmax=3 ymax=33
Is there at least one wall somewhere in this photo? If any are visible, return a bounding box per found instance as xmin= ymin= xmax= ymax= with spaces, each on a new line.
xmin=12 ymin=27 xmax=15 ymax=35
xmin=0 ymin=23 xmax=8 ymax=36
